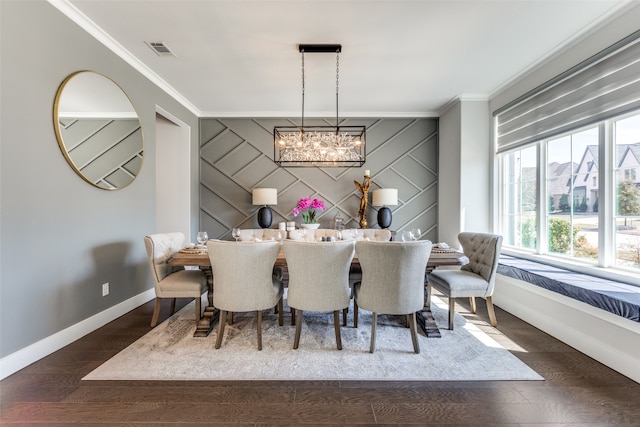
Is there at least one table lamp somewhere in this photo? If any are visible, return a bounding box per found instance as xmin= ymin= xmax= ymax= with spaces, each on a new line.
xmin=372 ymin=188 xmax=398 ymax=229
xmin=252 ymin=188 xmax=277 ymax=228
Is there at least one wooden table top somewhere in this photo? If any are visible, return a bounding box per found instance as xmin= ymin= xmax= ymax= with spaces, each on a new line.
xmin=168 ymin=247 xmax=468 ymax=269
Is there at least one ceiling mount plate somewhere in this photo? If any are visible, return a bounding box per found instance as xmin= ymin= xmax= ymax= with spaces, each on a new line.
xmin=298 ymin=44 xmax=342 ymax=53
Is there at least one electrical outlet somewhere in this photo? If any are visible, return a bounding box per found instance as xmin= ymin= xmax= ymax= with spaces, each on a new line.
xmin=102 ymin=282 xmax=109 ymax=297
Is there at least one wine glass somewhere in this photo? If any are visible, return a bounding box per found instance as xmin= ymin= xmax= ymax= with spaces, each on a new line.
xmin=232 ymin=228 xmax=240 ymax=242
xmin=349 ymin=228 xmax=357 ymax=240
xmin=411 ymin=228 xmax=421 ymax=241
xmin=401 ymin=230 xmax=413 ymax=242
xmin=197 ymin=231 xmax=208 ymax=246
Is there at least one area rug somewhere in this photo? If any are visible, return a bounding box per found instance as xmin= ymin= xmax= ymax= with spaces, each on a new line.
xmin=83 ymin=296 xmax=543 ymax=381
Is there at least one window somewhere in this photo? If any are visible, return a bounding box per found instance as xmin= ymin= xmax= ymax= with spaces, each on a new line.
xmin=546 ymin=128 xmax=599 ymax=261
xmin=499 ymin=112 xmax=640 ymax=274
xmin=495 ymin=32 xmax=640 ymax=279
xmin=501 ymin=146 xmax=537 ymax=250
xmin=624 ymin=169 xmax=636 ymax=181
xmin=615 ymin=114 xmax=640 ymax=269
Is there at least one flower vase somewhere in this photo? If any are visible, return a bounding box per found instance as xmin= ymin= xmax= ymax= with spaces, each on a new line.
xmin=300 ymin=223 xmax=320 ymax=230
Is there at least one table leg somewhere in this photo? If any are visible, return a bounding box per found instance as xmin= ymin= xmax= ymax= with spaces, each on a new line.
xmin=193 ymin=266 xmax=219 ymax=337
xmin=416 ymin=271 xmax=442 ymax=338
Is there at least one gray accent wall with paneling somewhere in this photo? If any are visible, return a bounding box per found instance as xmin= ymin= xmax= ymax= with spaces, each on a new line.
xmin=199 ymin=117 xmax=438 ymax=241
xmin=58 ymin=118 xmax=143 ymax=187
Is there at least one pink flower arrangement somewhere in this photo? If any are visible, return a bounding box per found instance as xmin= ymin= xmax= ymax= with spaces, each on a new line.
xmin=292 ymin=196 xmax=326 ymax=224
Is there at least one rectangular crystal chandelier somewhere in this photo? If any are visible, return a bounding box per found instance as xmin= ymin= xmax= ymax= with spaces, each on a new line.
xmin=274 ymin=125 xmax=366 ymax=167
xmin=274 ymin=44 xmax=366 ymax=168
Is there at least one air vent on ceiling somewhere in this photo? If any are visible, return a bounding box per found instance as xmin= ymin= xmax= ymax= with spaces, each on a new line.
xmin=145 ymin=41 xmax=176 ymax=57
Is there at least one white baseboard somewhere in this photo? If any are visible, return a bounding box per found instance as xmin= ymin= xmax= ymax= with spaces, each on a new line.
xmin=0 ymin=289 xmax=155 ymax=380
xmin=493 ymin=274 xmax=640 ymax=384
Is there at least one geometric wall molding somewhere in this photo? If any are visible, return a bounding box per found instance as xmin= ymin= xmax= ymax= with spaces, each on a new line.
xmin=199 ymin=117 xmax=438 ymax=241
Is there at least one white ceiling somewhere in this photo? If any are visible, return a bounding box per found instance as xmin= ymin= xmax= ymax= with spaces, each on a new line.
xmin=54 ymin=0 xmax=634 ymax=117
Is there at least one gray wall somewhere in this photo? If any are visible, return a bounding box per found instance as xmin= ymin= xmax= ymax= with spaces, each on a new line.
xmin=0 ymin=1 xmax=198 ymax=358
xmin=199 ymin=118 xmax=439 ymax=241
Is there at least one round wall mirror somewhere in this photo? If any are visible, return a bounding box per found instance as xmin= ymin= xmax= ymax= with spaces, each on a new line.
xmin=53 ymin=71 xmax=144 ymax=190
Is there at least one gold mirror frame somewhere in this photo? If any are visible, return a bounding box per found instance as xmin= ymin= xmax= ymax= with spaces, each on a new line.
xmin=53 ymin=71 xmax=144 ymax=190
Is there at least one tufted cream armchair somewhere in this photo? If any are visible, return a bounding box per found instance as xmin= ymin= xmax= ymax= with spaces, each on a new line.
xmin=144 ymin=233 xmax=207 ymax=328
xmin=428 ymin=232 xmax=503 ymax=330
xmin=283 ymin=240 xmax=355 ymax=350
xmin=354 ymin=240 xmax=432 ymax=353
xmin=207 ymin=240 xmax=284 ymax=350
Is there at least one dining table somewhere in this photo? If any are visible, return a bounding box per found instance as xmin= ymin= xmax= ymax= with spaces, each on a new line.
xmin=168 ymin=246 xmax=468 ymax=337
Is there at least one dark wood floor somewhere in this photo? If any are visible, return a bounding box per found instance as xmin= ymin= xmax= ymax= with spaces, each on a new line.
xmin=1 ymin=296 xmax=639 ymax=426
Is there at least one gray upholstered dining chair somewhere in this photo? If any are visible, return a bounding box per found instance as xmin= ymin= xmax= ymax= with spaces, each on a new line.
xmin=287 ymin=229 xmax=393 ymax=326
xmin=207 ymin=240 xmax=283 ymax=350
xmin=428 ymin=232 xmax=503 ymax=330
xmin=283 ymin=240 xmax=355 ymax=350
xmin=353 ymin=240 xmax=432 ymax=353
xmin=144 ymin=232 xmax=207 ymax=327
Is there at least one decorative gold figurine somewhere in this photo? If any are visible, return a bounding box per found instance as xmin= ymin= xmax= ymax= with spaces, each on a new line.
xmin=354 ymin=171 xmax=371 ymax=228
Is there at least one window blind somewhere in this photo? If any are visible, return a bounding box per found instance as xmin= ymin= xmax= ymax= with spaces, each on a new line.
xmin=495 ymin=30 xmax=640 ymax=153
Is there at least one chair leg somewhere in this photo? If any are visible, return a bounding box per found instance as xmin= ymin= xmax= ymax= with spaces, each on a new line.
xmin=290 ymin=308 xmax=296 ymax=326
xmin=169 ymin=298 xmax=176 ymax=315
xmin=369 ymin=312 xmax=377 ymax=353
xmin=333 ymin=310 xmax=342 ymax=350
xmin=342 ymin=307 xmax=348 ymax=326
xmin=257 ymin=310 xmax=263 ymax=351
xmin=215 ymin=310 xmax=227 ymax=349
xmin=486 ymin=296 xmax=498 ymax=327
xmin=409 ymin=312 xmax=420 ymax=354
xmin=150 ymin=298 xmax=162 ymax=327
xmin=426 ymin=282 xmax=432 ymax=307
xmin=278 ymin=298 xmax=284 ymax=326
xmin=354 ymin=301 xmax=359 ymax=328
xmin=470 ymin=296 xmax=477 ymax=313
xmin=228 ymin=312 xmax=233 ymax=325
xmin=293 ymin=309 xmax=303 ymax=349
xmin=448 ymin=297 xmax=455 ymax=330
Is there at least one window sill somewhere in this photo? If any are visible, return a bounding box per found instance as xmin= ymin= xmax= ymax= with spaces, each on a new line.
xmin=502 ymin=248 xmax=640 ymax=287
xmin=498 ymin=253 xmax=640 ymax=322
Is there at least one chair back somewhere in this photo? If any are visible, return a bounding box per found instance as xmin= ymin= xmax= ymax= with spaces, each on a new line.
xmin=288 ymin=228 xmax=391 ymax=242
xmin=284 ymin=240 xmax=355 ymax=311
xmin=238 ymin=229 xmax=285 ymax=242
xmin=206 ymin=240 xmax=281 ymax=312
xmin=458 ymin=232 xmax=503 ymax=295
xmin=355 ymin=240 xmax=432 ymax=314
xmin=144 ymin=232 xmax=186 ymax=288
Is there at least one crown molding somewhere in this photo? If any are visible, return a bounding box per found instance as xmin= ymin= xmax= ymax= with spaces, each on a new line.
xmin=488 ymin=0 xmax=637 ymax=101
xmin=199 ymin=111 xmax=439 ymax=118
xmin=47 ymin=0 xmax=201 ymax=116
xmin=438 ymin=94 xmax=489 ymax=116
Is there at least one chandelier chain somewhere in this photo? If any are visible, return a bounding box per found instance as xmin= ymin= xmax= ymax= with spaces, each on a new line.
xmin=301 ymin=50 xmax=305 ymax=128
xmin=273 ymin=44 xmax=365 ymax=167
xmin=336 ymin=50 xmax=340 ymax=127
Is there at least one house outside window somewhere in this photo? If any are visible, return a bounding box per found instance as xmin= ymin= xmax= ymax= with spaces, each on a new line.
xmin=615 ymin=114 xmax=640 ymax=269
xmin=499 ymin=112 xmax=640 ymax=274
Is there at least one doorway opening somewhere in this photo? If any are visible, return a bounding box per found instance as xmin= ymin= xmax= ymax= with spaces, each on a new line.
xmin=155 ymin=108 xmax=191 ymax=239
